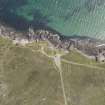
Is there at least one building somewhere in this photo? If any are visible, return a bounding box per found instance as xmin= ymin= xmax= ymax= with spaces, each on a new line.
xmin=95 ymin=44 xmax=105 ymax=62
xmin=97 ymin=52 xmax=105 ymax=62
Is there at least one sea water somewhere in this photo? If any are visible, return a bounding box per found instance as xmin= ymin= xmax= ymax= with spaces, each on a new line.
xmin=1 ymin=0 xmax=105 ymax=40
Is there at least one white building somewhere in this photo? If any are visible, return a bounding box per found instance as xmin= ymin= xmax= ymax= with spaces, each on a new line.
xmin=13 ymin=38 xmax=29 ymax=46
xmin=97 ymin=53 xmax=105 ymax=62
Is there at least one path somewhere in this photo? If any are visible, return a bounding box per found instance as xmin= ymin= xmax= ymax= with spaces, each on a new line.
xmin=1 ymin=37 xmax=104 ymax=105
xmin=75 ymin=48 xmax=95 ymax=59
xmin=54 ymin=54 xmax=61 ymax=69
xmin=39 ymin=47 xmax=68 ymax=105
xmin=54 ymin=54 xmax=68 ymax=105
xmin=62 ymin=59 xmax=105 ymax=70
xmin=26 ymin=43 xmax=105 ymax=105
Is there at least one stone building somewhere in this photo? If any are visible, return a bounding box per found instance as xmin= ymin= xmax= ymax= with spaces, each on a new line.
xmin=95 ymin=44 xmax=105 ymax=62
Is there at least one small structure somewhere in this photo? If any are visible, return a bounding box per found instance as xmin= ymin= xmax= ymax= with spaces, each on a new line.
xmin=13 ymin=38 xmax=29 ymax=46
xmin=95 ymin=44 xmax=105 ymax=62
xmin=97 ymin=52 xmax=105 ymax=62
xmin=28 ymin=27 xmax=35 ymax=41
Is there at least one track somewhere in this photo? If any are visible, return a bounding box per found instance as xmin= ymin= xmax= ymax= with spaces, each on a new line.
xmin=54 ymin=54 xmax=68 ymax=105
xmin=62 ymin=59 xmax=105 ymax=70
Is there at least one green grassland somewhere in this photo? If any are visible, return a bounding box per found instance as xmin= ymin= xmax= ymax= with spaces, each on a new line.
xmin=0 ymin=38 xmax=64 ymax=105
xmin=0 ymin=37 xmax=105 ymax=105
xmin=62 ymin=49 xmax=105 ymax=68
xmin=62 ymin=62 xmax=105 ymax=105
xmin=62 ymin=49 xmax=96 ymax=64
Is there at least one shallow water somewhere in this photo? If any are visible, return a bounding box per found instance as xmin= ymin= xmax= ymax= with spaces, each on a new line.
xmin=0 ymin=0 xmax=105 ymax=40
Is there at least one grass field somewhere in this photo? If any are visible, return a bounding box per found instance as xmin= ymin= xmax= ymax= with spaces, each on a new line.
xmin=62 ymin=62 xmax=105 ymax=105
xmin=62 ymin=49 xmax=105 ymax=68
xmin=0 ymin=38 xmax=64 ymax=105
xmin=0 ymin=37 xmax=105 ymax=105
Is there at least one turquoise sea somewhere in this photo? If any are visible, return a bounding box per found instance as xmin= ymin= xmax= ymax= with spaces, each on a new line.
xmin=0 ymin=0 xmax=105 ymax=40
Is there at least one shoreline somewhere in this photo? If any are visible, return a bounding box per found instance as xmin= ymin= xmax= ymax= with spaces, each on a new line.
xmin=0 ymin=22 xmax=105 ymax=62
xmin=1 ymin=20 xmax=105 ymax=42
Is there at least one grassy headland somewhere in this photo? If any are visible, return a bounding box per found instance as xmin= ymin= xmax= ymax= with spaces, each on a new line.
xmin=0 ymin=37 xmax=105 ymax=105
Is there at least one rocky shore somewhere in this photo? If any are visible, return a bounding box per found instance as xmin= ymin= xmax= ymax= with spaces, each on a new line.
xmin=0 ymin=22 xmax=105 ymax=62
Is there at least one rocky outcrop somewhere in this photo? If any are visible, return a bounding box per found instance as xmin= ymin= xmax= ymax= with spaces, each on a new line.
xmin=0 ymin=22 xmax=105 ymax=61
